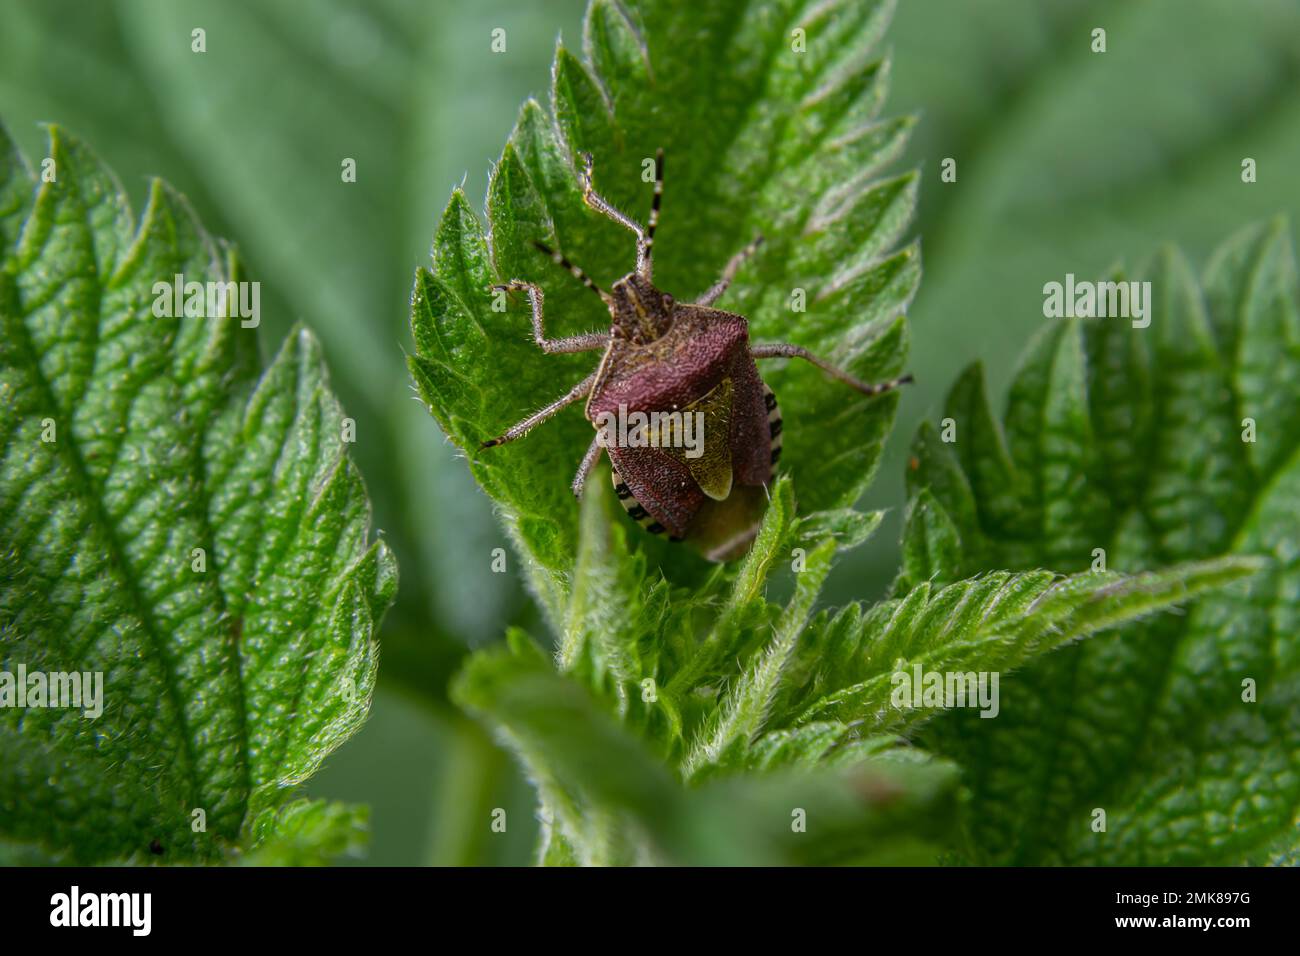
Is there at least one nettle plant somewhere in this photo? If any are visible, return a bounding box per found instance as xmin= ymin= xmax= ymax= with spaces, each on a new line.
xmin=408 ymin=0 xmax=1281 ymax=865
xmin=907 ymin=221 xmax=1300 ymax=865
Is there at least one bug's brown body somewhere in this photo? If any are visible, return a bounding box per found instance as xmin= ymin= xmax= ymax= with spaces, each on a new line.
xmin=591 ymin=305 xmax=775 ymax=550
xmin=482 ymin=149 xmax=908 ymax=561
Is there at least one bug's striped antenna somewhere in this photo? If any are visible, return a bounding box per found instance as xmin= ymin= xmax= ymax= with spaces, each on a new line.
xmin=533 ymin=240 xmax=610 ymax=302
xmin=645 ymin=148 xmax=664 ymax=268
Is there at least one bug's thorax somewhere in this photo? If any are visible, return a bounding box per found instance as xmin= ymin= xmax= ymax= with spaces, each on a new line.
xmin=608 ymin=272 xmax=675 ymax=344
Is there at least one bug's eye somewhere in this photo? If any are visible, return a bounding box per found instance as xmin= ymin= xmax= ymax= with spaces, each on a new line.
xmin=663 ymin=293 xmax=675 ymax=310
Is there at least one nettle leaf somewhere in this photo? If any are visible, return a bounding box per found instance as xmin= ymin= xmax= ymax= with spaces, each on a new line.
xmin=453 ymin=628 xmax=962 ymax=866
xmin=241 ymin=798 xmax=370 ymax=867
xmin=0 ymin=125 xmax=395 ymax=864
xmin=453 ymin=631 xmax=686 ymax=866
xmin=784 ymin=560 xmax=1259 ymax=736
xmin=409 ymin=0 xmax=918 ymax=618
xmin=892 ymin=487 xmax=962 ymax=594
xmin=907 ymin=220 xmax=1298 ymax=864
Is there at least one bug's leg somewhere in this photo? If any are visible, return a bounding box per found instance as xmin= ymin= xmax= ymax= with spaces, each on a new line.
xmin=696 ymin=234 xmax=765 ymax=306
xmin=490 ymin=279 xmax=610 ymax=354
xmin=751 ymin=343 xmax=914 ymax=396
xmin=571 ymin=433 xmax=605 ymax=498
xmin=577 ymin=151 xmax=652 ymax=278
xmin=481 ymin=369 xmax=599 ymax=449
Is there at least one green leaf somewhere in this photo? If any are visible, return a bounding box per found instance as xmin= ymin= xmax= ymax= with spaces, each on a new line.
xmin=452 ymin=635 xmax=962 ymax=865
xmin=0 ymin=124 xmax=395 ymax=864
xmin=907 ymin=222 xmax=1300 ymax=864
xmin=663 ymin=475 xmax=803 ymax=701
xmin=453 ymin=634 xmax=684 ymax=865
xmin=240 ymin=798 xmax=370 ymax=866
xmin=410 ymin=0 xmax=919 ymax=613
xmin=559 ymin=473 xmax=681 ymax=747
xmin=790 ymin=559 xmax=1261 ymax=734
xmin=683 ymin=534 xmax=840 ymax=778
xmin=893 ymin=487 xmax=963 ymax=594
xmin=691 ymin=752 xmax=962 ymax=866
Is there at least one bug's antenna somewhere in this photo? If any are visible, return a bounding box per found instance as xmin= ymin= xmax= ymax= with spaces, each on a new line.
xmin=533 ymin=240 xmax=610 ymax=302
xmin=644 ymin=148 xmax=664 ymax=276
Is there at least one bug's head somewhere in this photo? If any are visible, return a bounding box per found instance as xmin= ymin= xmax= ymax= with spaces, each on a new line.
xmin=609 ymin=271 xmax=675 ymax=344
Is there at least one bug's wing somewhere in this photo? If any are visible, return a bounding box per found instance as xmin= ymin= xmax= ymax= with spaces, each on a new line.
xmin=668 ymin=304 xmax=772 ymax=487
xmin=604 ymin=377 xmax=736 ymax=539
xmin=661 ymin=376 xmax=733 ymax=500
xmin=607 ymin=444 xmax=703 ymax=539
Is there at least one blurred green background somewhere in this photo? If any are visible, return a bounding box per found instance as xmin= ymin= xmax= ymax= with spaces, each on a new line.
xmin=3 ymin=0 xmax=1295 ymax=864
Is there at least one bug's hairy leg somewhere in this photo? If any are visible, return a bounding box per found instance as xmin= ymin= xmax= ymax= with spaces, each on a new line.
xmin=578 ymin=151 xmax=652 ymax=278
xmin=751 ymin=343 xmax=914 ymax=396
xmin=481 ymin=369 xmax=599 ymax=449
xmin=696 ymin=234 xmax=765 ymax=306
xmin=571 ymin=433 xmax=605 ymax=498
xmin=490 ymin=280 xmax=610 ymax=354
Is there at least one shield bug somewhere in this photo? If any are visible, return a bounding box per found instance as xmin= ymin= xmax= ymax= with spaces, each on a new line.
xmin=483 ymin=149 xmax=911 ymax=561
